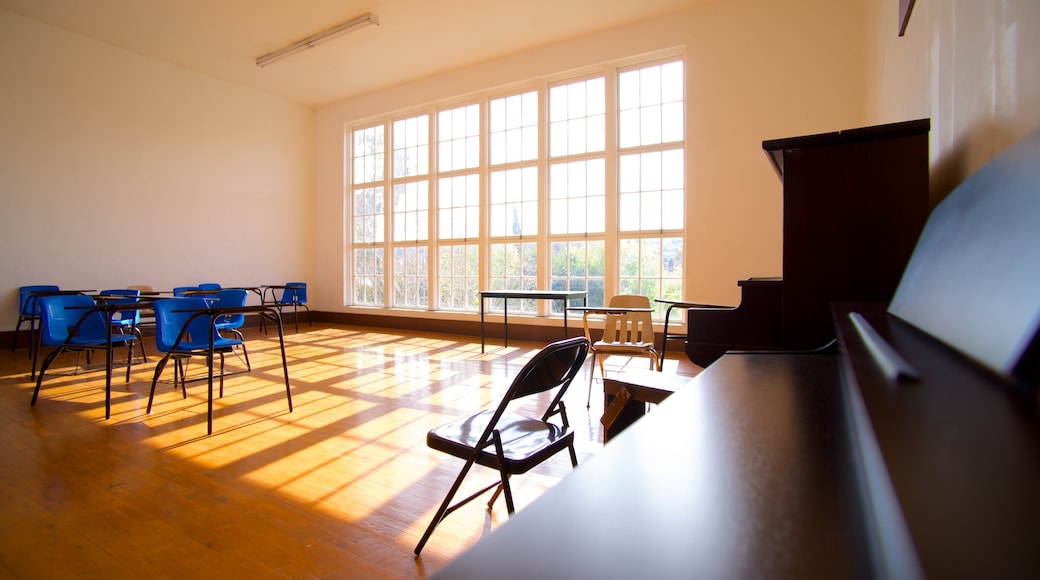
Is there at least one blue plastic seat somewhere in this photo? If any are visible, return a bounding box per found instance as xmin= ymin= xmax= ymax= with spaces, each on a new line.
xmin=269 ymin=282 xmax=311 ymax=332
xmin=11 ymin=284 xmax=59 ymax=355
xmin=213 ymin=289 xmax=250 ymax=370
xmin=99 ymin=289 xmax=147 ymax=363
xmin=31 ymin=294 xmax=138 ymax=419
xmin=147 ymin=298 xmax=249 ymax=433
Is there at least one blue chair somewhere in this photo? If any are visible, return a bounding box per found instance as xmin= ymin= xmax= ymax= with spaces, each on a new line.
xmin=172 ymin=286 xmax=201 ymax=297
xmin=269 ymin=282 xmax=311 ymax=332
xmin=213 ymin=289 xmax=250 ymax=370
xmin=147 ymin=298 xmax=249 ymax=433
xmin=197 ymin=283 xmax=222 ymax=291
xmin=99 ymin=289 xmax=147 ymax=363
xmin=11 ymin=284 xmax=59 ymax=355
xmin=31 ymin=294 xmax=138 ymax=418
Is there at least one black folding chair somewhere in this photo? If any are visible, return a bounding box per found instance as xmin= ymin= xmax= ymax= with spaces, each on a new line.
xmin=414 ymin=336 xmax=590 ymax=555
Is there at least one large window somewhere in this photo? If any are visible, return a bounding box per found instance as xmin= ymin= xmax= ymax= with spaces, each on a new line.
xmin=346 ymin=56 xmax=684 ymax=321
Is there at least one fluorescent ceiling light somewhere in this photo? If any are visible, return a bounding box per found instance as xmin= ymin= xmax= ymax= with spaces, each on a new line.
xmin=256 ymin=13 xmax=378 ymax=68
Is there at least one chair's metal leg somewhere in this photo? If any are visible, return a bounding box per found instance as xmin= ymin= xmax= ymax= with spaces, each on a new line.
xmin=414 ymin=457 xmax=495 ymax=555
xmin=586 ymin=352 xmax=599 ymax=408
xmin=31 ymin=347 xmax=65 ymax=406
xmin=492 ymin=430 xmax=516 ymax=514
xmin=147 ymin=354 xmax=173 ymax=413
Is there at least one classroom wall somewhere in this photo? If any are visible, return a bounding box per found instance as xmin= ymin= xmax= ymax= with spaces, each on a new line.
xmin=313 ymin=0 xmax=868 ymax=315
xmin=0 ymin=9 xmax=315 ymax=331
xmin=863 ymin=0 xmax=1040 ymax=201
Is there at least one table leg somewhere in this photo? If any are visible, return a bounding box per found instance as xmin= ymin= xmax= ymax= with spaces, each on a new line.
xmin=481 ymin=296 xmax=486 ymax=353
xmin=503 ymin=298 xmax=509 ymax=348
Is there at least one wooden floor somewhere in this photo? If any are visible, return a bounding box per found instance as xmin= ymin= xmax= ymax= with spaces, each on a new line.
xmin=0 ymin=323 xmax=700 ymax=579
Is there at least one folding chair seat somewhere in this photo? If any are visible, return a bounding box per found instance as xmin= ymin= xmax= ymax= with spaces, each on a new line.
xmin=414 ymin=336 xmax=590 ymax=555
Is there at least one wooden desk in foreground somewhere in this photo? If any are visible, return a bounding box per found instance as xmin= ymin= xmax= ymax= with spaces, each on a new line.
xmin=433 ymin=352 xmax=870 ymax=579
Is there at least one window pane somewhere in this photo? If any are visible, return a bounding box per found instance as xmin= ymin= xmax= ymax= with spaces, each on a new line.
xmin=353 ymin=125 xmax=385 ymax=184
xmin=438 ymin=244 xmax=479 ymax=311
xmin=618 ymin=150 xmax=684 ymax=233
xmin=438 ymin=104 xmax=480 ymax=172
xmin=392 ymin=181 xmax=429 ymax=242
xmin=549 ymin=159 xmax=605 ymax=235
xmin=489 ymin=166 xmax=538 ymax=237
xmin=353 ymin=187 xmax=384 ymax=243
xmin=438 ymin=174 xmax=479 ymax=239
xmin=550 ymin=240 xmax=605 ymax=308
xmin=618 ymin=60 xmax=684 ymax=148
xmin=392 ymin=246 xmax=428 ymax=308
xmin=353 ymin=247 xmax=385 ymax=305
xmin=549 ymin=77 xmax=605 ymax=157
xmin=489 ymin=242 xmax=538 ymax=312
xmin=490 ymin=90 xmax=539 ymax=164
xmin=392 ymin=114 xmax=429 ymax=178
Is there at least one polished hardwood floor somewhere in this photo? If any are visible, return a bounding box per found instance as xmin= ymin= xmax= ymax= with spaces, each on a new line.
xmin=1 ymin=322 xmax=699 ymax=579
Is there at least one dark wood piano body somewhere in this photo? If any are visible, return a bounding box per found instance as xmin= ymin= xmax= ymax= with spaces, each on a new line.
xmin=433 ymin=129 xmax=1040 ymax=578
xmin=686 ymin=119 xmax=931 ymax=366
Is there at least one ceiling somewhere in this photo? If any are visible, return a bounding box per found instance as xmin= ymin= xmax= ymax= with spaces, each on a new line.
xmin=1 ymin=0 xmax=712 ymax=108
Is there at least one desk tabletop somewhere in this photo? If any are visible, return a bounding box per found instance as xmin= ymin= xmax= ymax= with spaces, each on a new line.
xmin=654 ymin=298 xmax=730 ymax=309
xmin=566 ymin=306 xmax=652 ymax=313
xmin=479 ymin=290 xmax=587 ymax=300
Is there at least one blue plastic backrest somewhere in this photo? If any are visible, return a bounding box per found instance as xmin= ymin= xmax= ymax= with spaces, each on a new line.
xmin=198 ymin=283 xmax=222 ymax=290
xmin=214 ymin=289 xmax=247 ymax=326
xmin=38 ymin=294 xmax=107 ymax=346
xmin=100 ymin=289 xmax=140 ymax=323
xmin=280 ymin=282 xmax=307 ymax=304
xmin=18 ymin=285 xmax=60 ymax=316
xmin=153 ymin=298 xmax=210 ymax=352
xmin=172 ymin=286 xmax=200 ymax=297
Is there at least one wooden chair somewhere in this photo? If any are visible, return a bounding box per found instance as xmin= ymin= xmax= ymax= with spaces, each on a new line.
xmin=582 ymin=295 xmax=660 ymax=407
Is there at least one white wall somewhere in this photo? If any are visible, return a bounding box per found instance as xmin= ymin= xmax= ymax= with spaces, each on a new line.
xmin=0 ymin=10 xmax=315 ymax=330
xmin=314 ymin=0 xmax=868 ymax=313
xmin=864 ymin=0 xmax=1040 ymax=200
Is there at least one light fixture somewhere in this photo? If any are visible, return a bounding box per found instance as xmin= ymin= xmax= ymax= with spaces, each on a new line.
xmin=255 ymin=13 xmax=378 ymax=68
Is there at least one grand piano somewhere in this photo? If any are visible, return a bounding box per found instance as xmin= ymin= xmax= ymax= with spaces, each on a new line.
xmin=431 ymin=127 xmax=1040 ymax=578
xmin=686 ymin=119 xmax=931 ymax=366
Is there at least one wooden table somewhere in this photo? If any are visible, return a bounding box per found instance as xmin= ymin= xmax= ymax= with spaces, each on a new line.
xmin=479 ymin=290 xmax=587 ymax=352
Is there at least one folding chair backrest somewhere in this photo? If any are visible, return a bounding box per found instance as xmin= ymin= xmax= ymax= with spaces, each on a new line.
xmin=506 ymin=336 xmax=590 ymax=402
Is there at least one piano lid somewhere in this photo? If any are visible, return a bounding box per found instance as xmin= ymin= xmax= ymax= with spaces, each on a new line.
xmin=762 ymin=118 xmax=930 ymax=180
xmin=888 ymin=128 xmax=1040 ymax=383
